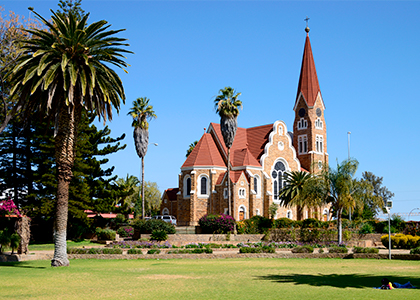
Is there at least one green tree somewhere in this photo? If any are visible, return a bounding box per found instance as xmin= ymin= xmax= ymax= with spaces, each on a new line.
xmin=278 ymin=171 xmax=314 ymax=219
xmin=142 ymin=181 xmax=161 ymax=216
xmin=304 ymin=159 xmax=360 ymax=244
xmin=56 ymin=0 xmax=85 ymax=20
xmin=128 ymin=97 xmax=156 ymax=220
xmin=115 ymin=174 xmax=140 ymax=216
xmin=362 ymin=171 xmax=394 ymax=214
xmin=4 ymin=9 xmax=131 ymax=266
xmin=186 ymin=140 xmax=198 ymax=157
xmin=214 ymin=87 xmax=242 ymax=216
xmin=0 ymin=6 xmax=41 ymax=130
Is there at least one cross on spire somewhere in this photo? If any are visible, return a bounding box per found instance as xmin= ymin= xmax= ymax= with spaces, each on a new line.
xmin=304 ymin=16 xmax=310 ymax=33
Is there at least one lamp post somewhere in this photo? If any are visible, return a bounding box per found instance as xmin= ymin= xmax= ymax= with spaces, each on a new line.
xmin=408 ymin=208 xmax=420 ymax=221
xmin=385 ymin=200 xmax=393 ymax=260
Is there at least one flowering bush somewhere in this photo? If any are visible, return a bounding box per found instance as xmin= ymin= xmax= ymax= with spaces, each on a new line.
xmin=0 ymin=199 xmax=22 ymax=217
xmin=117 ymin=226 xmax=134 ymax=238
xmin=198 ymin=214 xmax=235 ymax=234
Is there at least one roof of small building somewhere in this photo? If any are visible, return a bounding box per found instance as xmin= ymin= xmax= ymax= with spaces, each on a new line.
xmin=163 ymin=188 xmax=179 ymax=201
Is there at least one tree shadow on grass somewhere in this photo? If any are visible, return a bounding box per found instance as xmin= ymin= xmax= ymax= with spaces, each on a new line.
xmin=0 ymin=261 xmax=46 ymax=269
xmin=256 ymin=274 xmax=419 ymax=289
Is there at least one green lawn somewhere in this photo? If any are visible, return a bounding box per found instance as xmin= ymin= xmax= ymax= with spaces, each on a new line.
xmin=27 ymin=240 xmax=95 ymax=251
xmin=0 ymin=258 xmax=419 ymax=300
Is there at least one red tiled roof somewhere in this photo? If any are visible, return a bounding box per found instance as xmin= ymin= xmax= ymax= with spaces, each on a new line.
xmin=230 ymin=170 xmax=248 ymax=184
xmin=216 ymin=172 xmax=226 ymax=185
xmin=209 ymin=122 xmax=273 ymax=168
xmin=296 ymin=34 xmax=321 ymax=107
xmin=164 ymin=188 xmax=179 ymax=201
xmin=182 ymin=133 xmax=226 ymax=168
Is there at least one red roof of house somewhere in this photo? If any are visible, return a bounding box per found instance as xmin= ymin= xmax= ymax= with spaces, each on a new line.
xmin=182 ymin=133 xmax=226 ymax=168
xmin=164 ymin=188 xmax=179 ymax=201
xmin=296 ymin=33 xmax=321 ymax=107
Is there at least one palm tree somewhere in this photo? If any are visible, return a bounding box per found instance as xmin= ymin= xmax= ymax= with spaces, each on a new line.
xmin=304 ymin=159 xmax=359 ymax=244
xmin=128 ymin=97 xmax=156 ymax=220
xmin=278 ymin=171 xmax=315 ymax=219
xmin=115 ymin=175 xmax=140 ymax=217
xmin=5 ymin=10 xmax=131 ymax=266
xmin=186 ymin=140 xmax=198 ymax=157
xmin=214 ymin=87 xmax=242 ymax=217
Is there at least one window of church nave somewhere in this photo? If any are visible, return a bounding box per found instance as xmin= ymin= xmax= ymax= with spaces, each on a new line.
xmin=183 ymin=176 xmax=191 ymax=197
xmin=254 ymin=175 xmax=260 ymax=197
xmin=316 ymin=135 xmax=323 ymax=153
xmin=298 ymin=135 xmax=307 ymax=154
xmin=297 ymin=118 xmax=307 ymax=130
xmin=238 ymin=188 xmax=246 ymax=198
xmin=198 ymin=175 xmax=209 ymax=197
xmin=315 ymin=118 xmax=323 ymax=129
xmin=272 ymin=161 xmax=286 ymax=200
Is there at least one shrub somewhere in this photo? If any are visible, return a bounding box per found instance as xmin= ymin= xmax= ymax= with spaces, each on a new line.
xmin=299 ymin=228 xmax=321 ymax=243
xmin=410 ymin=247 xmax=420 ymax=255
xmin=274 ymin=218 xmax=294 ymax=229
xmin=131 ymin=219 xmax=176 ymax=234
xmin=192 ymin=248 xmax=213 ymax=254
xmin=102 ymin=248 xmax=122 ymax=254
xmin=198 ymin=214 xmax=235 ymax=234
xmin=301 ymin=218 xmax=321 ymax=228
xmin=0 ymin=228 xmax=11 ymax=253
xmin=88 ymin=248 xmax=102 ymax=254
xmin=358 ymin=223 xmax=374 ymax=235
xmin=353 ymin=247 xmax=379 ymax=254
xmin=67 ymin=248 xmax=88 ymax=254
xmin=150 ymin=230 xmax=168 ymax=242
xmin=291 ymin=245 xmax=314 ymax=253
xmin=117 ymin=226 xmax=134 ymax=238
xmin=127 ymin=249 xmax=143 ymax=254
xmin=342 ymin=230 xmax=352 ymax=242
xmin=239 ymin=247 xmax=262 ymax=253
xmin=95 ymin=228 xmax=116 ymax=240
xmin=147 ymin=249 xmax=161 ymax=254
xmin=328 ymin=246 xmax=348 ymax=253
xmin=114 ymin=214 xmax=127 ymax=225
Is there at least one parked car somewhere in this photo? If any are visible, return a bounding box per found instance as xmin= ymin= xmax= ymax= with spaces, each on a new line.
xmin=152 ymin=215 xmax=177 ymax=226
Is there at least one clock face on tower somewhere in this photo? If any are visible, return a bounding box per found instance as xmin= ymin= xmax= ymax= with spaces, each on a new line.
xmin=298 ymin=108 xmax=306 ymax=117
xmin=316 ymin=108 xmax=322 ymax=117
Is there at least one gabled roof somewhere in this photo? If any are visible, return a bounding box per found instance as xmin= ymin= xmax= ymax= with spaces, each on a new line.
xmin=209 ymin=122 xmax=272 ymax=168
xmin=295 ymin=33 xmax=321 ymax=108
xmin=181 ymin=133 xmax=225 ymax=168
xmin=163 ymin=188 xmax=179 ymax=201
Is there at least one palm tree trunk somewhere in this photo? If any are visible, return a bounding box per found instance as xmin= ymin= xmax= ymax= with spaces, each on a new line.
xmin=141 ymin=157 xmax=145 ymax=219
xmin=51 ymin=104 xmax=80 ymax=267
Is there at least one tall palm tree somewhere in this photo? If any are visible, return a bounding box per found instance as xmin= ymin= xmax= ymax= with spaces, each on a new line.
xmin=278 ymin=170 xmax=315 ymax=219
xmin=214 ymin=87 xmax=242 ymax=217
xmin=6 ymin=10 xmax=131 ymax=266
xmin=304 ymin=159 xmax=359 ymax=243
xmin=128 ymin=97 xmax=156 ymax=220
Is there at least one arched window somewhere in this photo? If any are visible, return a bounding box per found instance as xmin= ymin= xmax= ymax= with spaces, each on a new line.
xmin=315 ymin=118 xmax=323 ymax=129
xmin=286 ymin=210 xmax=293 ymax=219
xmin=183 ymin=175 xmax=191 ymax=197
xmin=254 ymin=175 xmax=260 ymax=196
xmin=239 ymin=206 xmax=246 ymax=221
xmin=162 ymin=208 xmax=169 ymax=215
xmin=238 ymin=188 xmax=246 ymax=198
xmin=198 ymin=175 xmax=209 ymax=197
xmin=272 ymin=161 xmax=286 ymax=201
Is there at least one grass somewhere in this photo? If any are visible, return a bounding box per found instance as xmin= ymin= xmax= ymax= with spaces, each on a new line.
xmin=26 ymin=240 xmax=95 ymax=251
xmin=0 ymin=258 xmax=419 ymax=299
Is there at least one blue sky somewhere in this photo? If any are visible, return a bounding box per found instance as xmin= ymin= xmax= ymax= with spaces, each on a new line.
xmin=4 ymin=1 xmax=420 ymax=220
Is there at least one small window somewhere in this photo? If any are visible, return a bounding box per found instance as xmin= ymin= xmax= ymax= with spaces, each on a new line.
xmin=238 ymin=188 xmax=246 ymax=198
xmin=297 ymin=118 xmax=307 ymax=130
xmin=183 ymin=175 xmax=191 ymax=197
xmin=256 ymin=209 xmax=260 ymax=216
xmin=315 ymin=118 xmax=323 ymax=129
xmin=254 ymin=176 xmax=259 ymax=195
xmin=223 ymin=188 xmax=228 ymax=199
xmin=286 ymin=210 xmax=293 ymax=219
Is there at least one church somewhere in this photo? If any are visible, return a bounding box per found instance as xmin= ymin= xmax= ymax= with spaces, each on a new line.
xmin=161 ymin=27 xmax=331 ymax=226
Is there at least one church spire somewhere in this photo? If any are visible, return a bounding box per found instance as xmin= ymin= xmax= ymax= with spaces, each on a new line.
xmin=295 ymin=22 xmax=321 ymax=108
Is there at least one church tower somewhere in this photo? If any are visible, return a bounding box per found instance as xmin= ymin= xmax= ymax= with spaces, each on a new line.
xmin=293 ymin=25 xmax=328 ymax=172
